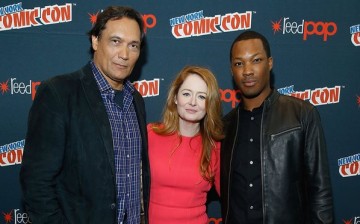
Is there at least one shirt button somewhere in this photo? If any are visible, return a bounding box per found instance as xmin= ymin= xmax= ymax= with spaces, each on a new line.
xmin=250 ymin=205 xmax=254 ymax=210
xmin=127 ymin=193 xmax=129 ymax=197
xmin=127 ymin=154 xmax=130 ymax=158
xmin=249 ymin=183 xmax=253 ymax=187
xmin=250 ymin=138 xmax=253 ymax=142
xmin=250 ymin=161 xmax=253 ymax=165
xmin=251 ymin=116 xmax=254 ymax=120
xmin=127 ymin=174 xmax=130 ymax=177
xmin=110 ymin=203 xmax=116 ymax=209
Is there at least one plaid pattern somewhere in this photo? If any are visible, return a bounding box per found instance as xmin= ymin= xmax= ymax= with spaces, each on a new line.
xmin=91 ymin=61 xmax=142 ymax=224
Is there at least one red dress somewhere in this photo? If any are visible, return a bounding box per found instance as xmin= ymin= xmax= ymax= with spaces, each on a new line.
xmin=147 ymin=124 xmax=220 ymax=224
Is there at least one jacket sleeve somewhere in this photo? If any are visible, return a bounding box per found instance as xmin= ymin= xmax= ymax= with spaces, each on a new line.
xmin=20 ymin=81 xmax=67 ymax=224
xmin=305 ymin=107 xmax=334 ymax=223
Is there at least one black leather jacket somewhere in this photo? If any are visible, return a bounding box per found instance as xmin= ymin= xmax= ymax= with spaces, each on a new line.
xmin=220 ymin=90 xmax=334 ymax=224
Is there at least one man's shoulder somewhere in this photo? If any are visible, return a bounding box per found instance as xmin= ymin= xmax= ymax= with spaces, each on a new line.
xmin=277 ymin=93 xmax=314 ymax=108
xmin=223 ymin=107 xmax=237 ymax=119
xmin=46 ymin=64 xmax=91 ymax=86
xmin=222 ymin=107 xmax=238 ymax=128
xmin=36 ymin=64 xmax=94 ymax=100
xmin=274 ymin=93 xmax=317 ymax=116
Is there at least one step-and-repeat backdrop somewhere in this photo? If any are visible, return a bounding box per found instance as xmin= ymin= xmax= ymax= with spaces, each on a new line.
xmin=1 ymin=0 xmax=359 ymax=223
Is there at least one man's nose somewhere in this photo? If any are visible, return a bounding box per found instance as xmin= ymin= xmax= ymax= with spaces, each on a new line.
xmin=118 ymin=45 xmax=129 ymax=60
xmin=243 ymin=64 xmax=253 ymax=76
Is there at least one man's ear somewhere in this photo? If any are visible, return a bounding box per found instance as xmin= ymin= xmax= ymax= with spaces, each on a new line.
xmin=91 ymin=35 xmax=98 ymax=52
xmin=268 ymin=57 xmax=273 ymax=71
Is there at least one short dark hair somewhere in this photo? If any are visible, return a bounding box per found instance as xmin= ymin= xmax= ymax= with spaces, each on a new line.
xmin=229 ymin=30 xmax=271 ymax=61
xmin=88 ymin=6 xmax=144 ymax=54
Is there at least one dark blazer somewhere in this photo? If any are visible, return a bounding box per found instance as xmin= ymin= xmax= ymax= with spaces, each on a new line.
xmin=20 ymin=63 xmax=150 ymax=224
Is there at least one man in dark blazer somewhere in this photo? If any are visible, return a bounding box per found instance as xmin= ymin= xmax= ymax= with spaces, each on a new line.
xmin=20 ymin=6 xmax=150 ymax=224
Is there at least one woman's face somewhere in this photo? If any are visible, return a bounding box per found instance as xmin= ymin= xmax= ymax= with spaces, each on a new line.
xmin=175 ymin=74 xmax=208 ymax=125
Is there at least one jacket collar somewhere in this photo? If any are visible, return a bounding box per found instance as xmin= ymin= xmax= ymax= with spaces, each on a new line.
xmin=263 ymin=89 xmax=280 ymax=111
xmin=237 ymin=89 xmax=280 ymax=112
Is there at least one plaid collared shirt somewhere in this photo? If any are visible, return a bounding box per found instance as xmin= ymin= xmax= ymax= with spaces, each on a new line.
xmin=91 ymin=61 xmax=142 ymax=224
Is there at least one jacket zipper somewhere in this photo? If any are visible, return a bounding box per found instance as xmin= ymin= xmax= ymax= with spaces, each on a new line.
xmin=225 ymin=108 xmax=240 ymax=224
xmin=260 ymin=104 xmax=265 ymax=224
xmin=270 ymin=126 xmax=301 ymax=141
xmin=261 ymin=97 xmax=301 ymax=223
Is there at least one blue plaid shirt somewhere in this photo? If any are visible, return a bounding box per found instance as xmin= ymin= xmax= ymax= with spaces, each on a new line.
xmin=91 ymin=61 xmax=142 ymax=224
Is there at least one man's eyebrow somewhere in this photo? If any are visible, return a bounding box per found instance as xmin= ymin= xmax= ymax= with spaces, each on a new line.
xmin=130 ymin=40 xmax=141 ymax=44
xmin=232 ymin=52 xmax=263 ymax=60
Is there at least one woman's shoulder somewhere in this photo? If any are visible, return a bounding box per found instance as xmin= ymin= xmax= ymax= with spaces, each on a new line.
xmin=147 ymin=123 xmax=153 ymax=130
xmin=147 ymin=122 xmax=163 ymax=131
xmin=214 ymin=140 xmax=221 ymax=150
xmin=147 ymin=123 xmax=156 ymax=135
xmin=147 ymin=122 xmax=167 ymax=137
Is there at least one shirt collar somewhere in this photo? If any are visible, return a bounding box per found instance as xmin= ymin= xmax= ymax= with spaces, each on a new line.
xmin=90 ymin=60 xmax=135 ymax=95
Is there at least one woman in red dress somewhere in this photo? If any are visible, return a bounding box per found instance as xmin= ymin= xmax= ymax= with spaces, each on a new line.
xmin=148 ymin=65 xmax=224 ymax=224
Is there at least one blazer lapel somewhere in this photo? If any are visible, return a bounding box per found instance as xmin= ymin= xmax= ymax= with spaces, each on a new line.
xmin=79 ymin=64 xmax=115 ymax=176
xmin=133 ymin=93 xmax=148 ymax=150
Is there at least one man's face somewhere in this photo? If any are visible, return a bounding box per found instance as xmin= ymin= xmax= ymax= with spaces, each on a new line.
xmin=231 ymin=38 xmax=273 ymax=103
xmin=92 ymin=17 xmax=141 ymax=90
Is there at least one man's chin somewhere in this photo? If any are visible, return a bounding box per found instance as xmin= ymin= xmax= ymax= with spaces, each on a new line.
xmin=241 ymin=92 xmax=260 ymax=99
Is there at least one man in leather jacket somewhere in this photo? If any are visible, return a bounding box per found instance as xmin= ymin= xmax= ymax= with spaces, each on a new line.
xmin=220 ymin=30 xmax=334 ymax=224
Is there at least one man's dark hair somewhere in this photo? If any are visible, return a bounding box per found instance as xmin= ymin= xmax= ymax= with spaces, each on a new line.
xmin=229 ymin=30 xmax=271 ymax=61
xmin=88 ymin=6 xmax=144 ymax=55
